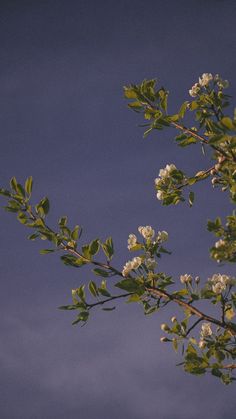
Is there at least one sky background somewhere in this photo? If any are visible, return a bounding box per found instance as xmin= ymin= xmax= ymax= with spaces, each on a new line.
xmin=0 ymin=0 xmax=236 ymax=418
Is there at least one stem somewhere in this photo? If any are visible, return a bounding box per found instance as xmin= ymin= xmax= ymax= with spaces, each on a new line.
xmin=171 ymin=121 xmax=208 ymax=144
xmin=185 ymin=318 xmax=202 ymax=337
xmin=19 ymin=199 xmax=236 ymax=336
xmin=176 ymin=164 xmax=215 ymax=191
xmin=146 ymin=286 xmax=236 ymax=336
xmin=65 ymin=247 xmax=123 ymax=277
xmin=86 ymin=292 xmax=133 ymax=309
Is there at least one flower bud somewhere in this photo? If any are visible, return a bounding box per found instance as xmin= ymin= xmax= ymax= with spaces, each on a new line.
xmin=160 ymin=337 xmax=169 ymax=343
xmin=160 ymin=323 xmax=169 ymax=332
xmin=195 ymin=276 xmax=200 ymax=284
xmin=171 ymin=316 xmax=177 ymax=323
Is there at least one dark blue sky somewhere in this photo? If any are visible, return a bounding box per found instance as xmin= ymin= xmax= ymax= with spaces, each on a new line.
xmin=0 ymin=1 xmax=236 ymax=418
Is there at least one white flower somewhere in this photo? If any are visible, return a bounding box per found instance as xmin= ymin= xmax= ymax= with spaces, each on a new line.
xmin=145 ymin=257 xmax=157 ymax=270
xmin=195 ymin=276 xmax=200 ymax=284
xmin=127 ymin=234 xmax=137 ymax=250
xmin=156 ymin=230 xmax=168 ymax=243
xmin=132 ymin=256 xmax=142 ymax=270
xmin=180 ymin=274 xmax=192 ymax=284
xmin=171 ymin=316 xmax=177 ymax=323
xmin=138 ymin=226 xmax=155 ymax=240
xmin=198 ymin=73 xmax=213 ymax=87
xmin=122 ymin=260 xmax=134 ymax=277
xmin=159 ymin=164 xmax=177 ymax=179
xmin=200 ymin=322 xmax=212 ymax=338
xmin=208 ymin=273 xmax=232 ymax=294
xmin=156 ymin=190 xmax=164 ymax=200
xmin=154 ymin=178 xmax=163 ymax=187
xmin=122 ymin=256 xmax=143 ymax=276
xmin=198 ymin=339 xmax=206 ymax=349
xmin=215 ymin=239 xmax=225 ymax=249
xmin=189 ymin=83 xmax=200 ymax=97
xmin=212 ymin=282 xmax=226 ymax=294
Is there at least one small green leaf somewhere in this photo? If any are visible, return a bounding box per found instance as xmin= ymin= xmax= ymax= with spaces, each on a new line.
xmin=25 ymin=176 xmax=33 ymax=195
xmin=115 ymin=278 xmax=141 ymax=292
xmin=89 ymin=239 xmax=100 ymax=256
xmin=71 ymin=225 xmax=80 ymax=240
xmin=221 ymin=117 xmax=235 ymax=130
xmin=10 ymin=177 xmax=18 ymax=192
xmin=0 ymin=188 xmax=11 ymax=197
xmin=93 ymin=268 xmax=109 ymax=277
xmin=40 ymin=249 xmax=55 ymax=254
xmin=101 ymin=237 xmax=114 ymax=260
xmin=88 ymin=281 xmax=98 ymax=297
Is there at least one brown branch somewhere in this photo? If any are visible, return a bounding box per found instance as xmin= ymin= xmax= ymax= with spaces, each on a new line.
xmin=222 ymin=364 xmax=236 ymax=370
xmin=171 ymin=121 xmax=209 ymax=144
xmin=146 ymin=286 xmax=236 ymax=336
xmin=185 ymin=318 xmax=202 ymax=337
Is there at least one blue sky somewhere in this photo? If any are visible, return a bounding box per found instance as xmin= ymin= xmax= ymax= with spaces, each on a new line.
xmin=0 ymin=1 xmax=236 ymax=417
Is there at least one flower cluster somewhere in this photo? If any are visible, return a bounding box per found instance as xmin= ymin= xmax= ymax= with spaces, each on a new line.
xmin=198 ymin=322 xmax=213 ymax=349
xmin=154 ymin=164 xmax=178 ymax=201
xmin=208 ymin=273 xmax=232 ymax=294
xmin=127 ymin=233 xmax=138 ymax=250
xmin=180 ymin=274 xmax=192 ymax=284
xmin=122 ymin=256 xmax=142 ymax=277
xmin=189 ymin=73 xmax=229 ymax=97
xmin=200 ymin=322 xmax=213 ymax=338
xmin=127 ymin=226 xmax=168 ymax=250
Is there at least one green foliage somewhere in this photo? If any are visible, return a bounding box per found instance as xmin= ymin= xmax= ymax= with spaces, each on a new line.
xmin=1 ymin=73 xmax=236 ymax=384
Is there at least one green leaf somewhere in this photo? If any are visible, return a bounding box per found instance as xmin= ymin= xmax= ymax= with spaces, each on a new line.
xmin=178 ymin=137 xmax=197 ymax=147
xmin=40 ymin=249 xmax=55 ymax=254
xmin=89 ymin=239 xmax=100 ymax=256
xmin=172 ymin=338 xmax=178 ymax=353
xmin=25 ymin=176 xmax=33 ymax=195
xmin=0 ymin=188 xmax=11 ymax=197
xmin=82 ymin=244 xmax=91 ymax=259
xmin=225 ymin=307 xmax=235 ymax=321
xmin=221 ymin=117 xmax=235 ymax=130
xmin=101 ymin=237 xmax=114 ymax=260
xmin=93 ymin=268 xmax=109 ymax=277
xmin=127 ymin=294 xmax=141 ymax=303
xmin=59 ymin=216 xmax=68 ymax=227
xmin=88 ymin=281 xmax=98 ymax=297
xmin=72 ymin=311 xmax=89 ymax=325
xmin=27 ymin=233 xmax=39 ymax=241
xmin=115 ymin=278 xmax=141 ymax=292
xmin=98 ymin=288 xmax=111 ymax=297
xmin=16 ymin=183 xmax=25 ymax=198
xmin=17 ymin=212 xmax=28 ymax=224
xmin=40 ymin=197 xmax=50 ymax=215
xmin=71 ymin=225 xmax=80 ymax=240
xmin=77 ymin=285 xmax=86 ymax=301
xmin=178 ymin=101 xmax=189 ymax=119
xmin=10 ymin=177 xmax=18 ymax=192
xmin=123 ymin=87 xmax=138 ymax=99
xmin=58 ymin=305 xmax=77 ymax=310
xmin=60 ymin=254 xmax=86 ymax=267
